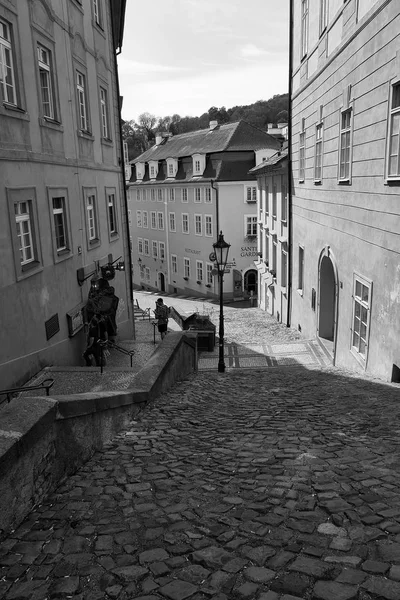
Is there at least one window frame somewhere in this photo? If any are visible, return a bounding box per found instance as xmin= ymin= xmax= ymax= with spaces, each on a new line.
xmin=159 ymin=241 xmax=165 ymax=260
xmin=298 ymin=246 xmax=304 ymax=295
xmin=205 ymin=188 xmax=212 ymax=203
xmin=245 ymin=185 xmax=257 ymax=203
xmin=299 ymin=119 xmax=306 ymax=182
xmin=205 ymin=214 xmax=213 ymax=237
xmin=281 ymin=176 xmax=288 ymax=223
xmin=99 ymin=85 xmax=111 ymax=140
xmin=169 ymin=187 xmax=175 ymax=202
xmin=194 ymin=187 xmax=202 ymax=203
xmin=182 ymin=188 xmax=188 ymax=203
xmin=138 ymin=237 xmax=143 ymax=254
xmin=184 ymin=257 xmax=190 ymax=279
xmin=386 ymin=80 xmax=400 ymax=181
xmin=84 ymin=188 xmax=100 ymax=248
xmin=338 ymin=107 xmax=353 ymax=183
xmin=37 ymin=44 xmax=56 ymax=121
xmin=301 ymin=0 xmax=309 ymax=58
xmin=195 ymin=213 xmax=202 ymax=236
xmin=7 ymin=187 xmax=43 ymax=280
xmin=143 ymin=238 xmax=149 ymax=255
xmin=169 ymin=211 xmax=176 ymax=232
xmin=171 ymin=254 xmax=177 ymax=273
xmin=0 ymin=16 xmax=18 ymax=107
xmin=196 ymin=260 xmax=203 ymax=282
xmin=152 ymin=240 xmax=158 ymax=258
xmin=47 ymin=187 xmax=73 ymax=262
xmin=92 ymin=0 xmax=103 ymax=29
xmin=142 ymin=210 xmax=148 ymax=229
xmin=136 ymin=209 xmax=142 ymax=228
xmin=150 ymin=210 xmax=157 ymax=229
xmin=350 ymin=273 xmax=372 ymax=365
xmin=245 ymin=215 xmax=257 ymax=238
xmin=319 ymin=0 xmax=327 ymax=35
xmin=182 ymin=213 xmax=189 ymax=234
xmin=206 ymin=262 xmax=213 ymax=285
xmin=157 ymin=211 xmax=164 ymax=230
xmin=314 ymin=121 xmax=324 ymax=183
xmin=76 ymin=69 xmax=91 ymax=134
xmin=157 ymin=188 xmax=163 ymax=202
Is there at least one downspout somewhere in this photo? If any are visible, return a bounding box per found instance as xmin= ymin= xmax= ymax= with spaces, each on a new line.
xmin=111 ymin=2 xmax=135 ymax=338
xmin=286 ymin=0 xmax=294 ymax=328
xmin=210 ymin=179 xmax=219 ymax=236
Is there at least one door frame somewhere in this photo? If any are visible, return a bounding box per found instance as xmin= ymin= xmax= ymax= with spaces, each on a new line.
xmin=317 ymin=245 xmax=339 ymax=364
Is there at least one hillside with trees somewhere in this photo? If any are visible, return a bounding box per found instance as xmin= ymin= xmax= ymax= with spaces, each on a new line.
xmin=122 ymin=94 xmax=288 ymax=161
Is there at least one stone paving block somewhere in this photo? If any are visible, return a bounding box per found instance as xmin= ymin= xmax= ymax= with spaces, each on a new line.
xmin=289 ymin=556 xmax=333 ymax=578
xmin=139 ymin=548 xmax=170 ymax=564
xmin=377 ymin=542 xmax=400 ymax=562
xmin=243 ymin=566 xmax=275 ymax=583
xmin=335 ymin=568 xmax=367 ymax=584
xmin=313 ymin=580 xmax=358 ymax=600
xmin=158 ymin=579 xmax=198 ymax=599
xmin=361 ymin=575 xmax=400 ymax=600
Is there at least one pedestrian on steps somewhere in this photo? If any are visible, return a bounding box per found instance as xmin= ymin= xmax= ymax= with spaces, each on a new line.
xmin=154 ymin=298 xmax=169 ymax=340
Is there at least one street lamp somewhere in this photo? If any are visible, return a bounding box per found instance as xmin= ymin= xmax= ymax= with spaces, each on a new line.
xmin=213 ymin=231 xmax=231 ymax=373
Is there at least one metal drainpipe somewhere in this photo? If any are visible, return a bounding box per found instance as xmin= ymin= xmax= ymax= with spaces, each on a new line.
xmin=210 ymin=179 xmax=219 ymax=236
xmin=111 ymin=13 xmax=135 ymax=338
xmin=286 ymin=0 xmax=294 ymax=328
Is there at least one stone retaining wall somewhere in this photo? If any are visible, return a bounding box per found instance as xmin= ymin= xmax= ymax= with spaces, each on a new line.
xmin=0 ymin=332 xmax=196 ymax=537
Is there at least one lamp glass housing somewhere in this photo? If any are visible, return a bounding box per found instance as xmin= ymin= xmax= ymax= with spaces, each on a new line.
xmin=213 ymin=231 xmax=230 ymax=272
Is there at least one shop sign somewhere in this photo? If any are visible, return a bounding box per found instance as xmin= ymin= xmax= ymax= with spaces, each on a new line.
xmin=240 ymin=246 xmax=258 ymax=257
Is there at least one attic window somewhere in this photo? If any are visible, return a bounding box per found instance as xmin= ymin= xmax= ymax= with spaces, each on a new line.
xmin=168 ymin=163 xmax=174 ymax=176
xmin=192 ymin=154 xmax=205 ymax=176
xmin=195 ymin=160 xmax=201 ymax=173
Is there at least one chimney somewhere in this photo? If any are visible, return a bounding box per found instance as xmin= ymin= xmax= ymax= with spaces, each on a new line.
xmin=155 ymin=132 xmax=162 ymax=145
xmin=209 ymin=120 xmax=218 ymax=130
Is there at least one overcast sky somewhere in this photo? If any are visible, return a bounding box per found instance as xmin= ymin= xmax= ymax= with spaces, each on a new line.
xmin=118 ymin=0 xmax=289 ymax=122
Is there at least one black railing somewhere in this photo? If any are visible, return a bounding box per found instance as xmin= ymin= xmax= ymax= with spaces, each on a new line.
xmin=107 ymin=342 xmax=135 ymax=368
xmin=0 ymin=378 xmax=55 ymax=407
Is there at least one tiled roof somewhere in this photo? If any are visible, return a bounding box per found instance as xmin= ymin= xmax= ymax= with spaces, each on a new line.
xmin=249 ymin=148 xmax=288 ymax=174
xmin=218 ymin=159 xmax=257 ymax=182
xmin=132 ymin=120 xmax=280 ymax=163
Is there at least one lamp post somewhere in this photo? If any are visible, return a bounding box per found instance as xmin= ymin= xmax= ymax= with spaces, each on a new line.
xmin=213 ymin=231 xmax=231 ymax=373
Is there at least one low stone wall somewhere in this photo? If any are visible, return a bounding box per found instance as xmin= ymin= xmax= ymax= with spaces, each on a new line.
xmin=0 ymin=332 xmax=196 ymax=537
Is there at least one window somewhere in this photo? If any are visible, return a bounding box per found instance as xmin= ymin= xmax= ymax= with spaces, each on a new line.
xmin=182 ymin=213 xmax=189 ymax=233
xmin=205 ymin=215 xmax=213 ymax=237
xmin=315 ymin=122 xmax=323 ymax=181
xmin=246 ymin=215 xmax=257 ymax=237
xmin=51 ymin=197 xmax=68 ymax=252
xmin=76 ymin=71 xmax=89 ymax=132
xmin=0 ymin=18 xmax=17 ymax=105
xmin=158 ymin=188 xmax=163 ymax=202
xmin=159 ymin=242 xmax=165 ymax=259
xmin=138 ymin=238 xmax=143 ymax=254
xmin=182 ymin=188 xmax=188 ymax=203
xmin=195 ymin=214 xmax=202 ymax=235
xmin=136 ymin=189 xmax=141 ymax=201
xmin=151 ymin=211 xmax=156 ymax=229
xmin=281 ymin=249 xmax=287 ymax=288
xmin=136 ymin=210 xmax=142 ymax=227
xmin=265 ymin=185 xmax=269 ymax=215
xmin=299 ymin=119 xmax=306 ymax=181
xmin=152 ymin=240 xmax=158 ymax=258
xmin=206 ymin=263 xmax=213 ymax=285
xmin=171 ymin=254 xmax=177 ymax=273
xmin=37 ymin=45 xmax=55 ymax=120
xmin=100 ymin=87 xmax=110 ymax=139
xmin=151 ymin=188 xmax=156 ymax=201
xmin=196 ymin=261 xmax=203 ymax=282
xmin=169 ymin=212 xmax=176 ymax=232
xmin=145 ymin=266 xmax=150 ymax=281
xmin=272 ymin=184 xmax=277 ymax=220
xmin=205 ymin=188 xmax=212 ymax=203
xmin=246 ymin=186 xmax=257 ymax=203
xmin=339 ymin=109 xmax=352 ymax=181
xmin=195 ymin=159 xmax=201 ymax=173
xmin=168 ymin=163 xmax=174 ymax=176
xmin=86 ymin=193 xmax=98 ymax=241
xmin=107 ymin=192 xmax=117 ymax=236
xmin=8 ymin=189 xmax=43 ymax=277
xmin=15 ymin=201 xmax=34 ymax=264
xmin=194 ymin=188 xmax=201 ymax=203
xmin=128 ymin=209 xmax=131 ymax=224
xmin=157 ymin=211 xmax=164 ymax=230
xmin=298 ymin=246 xmax=304 ymax=293
xmin=301 ymin=0 xmax=309 ymax=57
xmin=281 ymin=177 xmax=287 ymax=222
xmin=150 ymin=165 xmax=155 ymax=178
xmin=144 ymin=239 xmax=149 ymax=255
xmin=387 ymin=83 xmax=400 ymax=178
xmin=169 ymin=188 xmax=175 ymax=202
xmin=351 ymin=275 xmax=372 ymax=360
xmin=272 ymin=236 xmax=277 ymax=272
xmin=143 ymin=210 xmax=148 ymax=228
xmin=93 ymin=0 xmax=102 ymax=27
xmin=319 ymin=0 xmax=327 ymax=34
xmin=143 ymin=189 xmax=147 ymax=201
xmin=184 ymin=258 xmax=190 ymax=278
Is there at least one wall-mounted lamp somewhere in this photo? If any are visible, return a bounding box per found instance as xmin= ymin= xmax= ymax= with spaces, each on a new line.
xmin=100 ymin=256 xmax=125 ymax=280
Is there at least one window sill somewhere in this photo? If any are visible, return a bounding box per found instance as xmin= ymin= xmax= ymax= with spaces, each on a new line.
xmin=350 ymin=347 xmax=367 ymax=369
xmin=39 ymin=117 xmax=64 ymax=132
xmin=338 ymin=178 xmax=351 ymax=185
xmin=1 ymin=103 xmax=29 ymax=120
xmin=314 ymin=179 xmax=322 ymax=185
xmin=78 ymin=130 xmax=95 ymax=141
xmin=93 ymin=20 xmax=106 ymax=37
xmin=109 ymin=232 xmax=119 ymax=243
xmin=297 ymin=289 xmax=304 ymax=297
xmin=88 ymin=238 xmax=101 ymax=250
xmin=54 ymin=249 xmax=73 ymax=264
xmin=385 ymin=177 xmax=400 ymax=186
xmin=298 ymin=179 xmax=305 ymax=184
xmin=101 ymin=137 xmax=113 ymax=147
xmin=16 ymin=261 xmax=43 ymax=282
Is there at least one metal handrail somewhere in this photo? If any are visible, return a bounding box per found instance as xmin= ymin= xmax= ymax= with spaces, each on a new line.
xmin=0 ymin=378 xmax=55 ymax=407
xmin=107 ymin=342 xmax=135 ymax=368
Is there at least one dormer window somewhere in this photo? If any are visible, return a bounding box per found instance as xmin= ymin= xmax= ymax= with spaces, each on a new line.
xmin=136 ymin=162 xmax=145 ymax=181
xmin=148 ymin=160 xmax=159 ymax=180
xmin=166 ymin=158 xmax=178 ymax=178
xmin=192 ymin=153 xmax=206 ymax=176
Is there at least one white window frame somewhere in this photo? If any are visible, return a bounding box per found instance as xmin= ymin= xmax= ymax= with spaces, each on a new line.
xmin=168 ymin=163 xmax=174 ymax=176
xmin=205 ymin=188 xmax=212 ymax=203
xmin=159 ymin=241 xmax=165 ymax=260
xmin=298 ymin=246 xmax=304 ymax=295
xmin=157 ymin=211 xmax=164 ymax=230
xmin=143 ymin=210 xmax=148 ymax=228
xmin=206 ymin=263 xmax=213 ymax=285
xmin=338 ymin=108 xmax=353 ymax=182
xmin=169 ymin=188 xmax=175 ymax=202
xmin=184 ymin=257 xmax=190 ymax=279
xmin=245 ymin=215 xmax=257 ymax=237
xmin=93 ymin=0 xmax=103 ymax=27
xmin=314 ymin=121 xmax=323 ymax=182
xmin=182 ymin=213 xmax=189 ymax=234
xmin=281 ymin=248 xmax=288 ymax=289
xmin=196 ymin=260 xmax=203 ymax=282
xmin=150 ymin=211 xmax=157 ymax=229
xmin=157 ymin=188 xmax=163 ymax=202
xmin=171 ymin=254 xmax=177 ymax=273
xmin=152 ymin=240 xmax=158 ymax=258
xmin=76 ymin=70 xmax=89 ymax=132
xmin=144 ymin=238 xmax=149 ymax=255
xmin=100 ymin=86 xmax=110 ymax=139
xmin=138 ymin=237 xmax=143 ymax=254
xmin=205 ymin=214 xmax=213 ymax=237
xmin=151 ymin=188 xmax=156 ymax=201
xmin=106 ymin=190 xmax=118 ymax=237
xmin=150 ymin=165 xmax=155 ymax=178
xmin=351 ymin=274 xmax=372 ymax=364
xmin=194 ymin=188 xmax=202 ymax=203
xmin=299 ymin=119 xmax=306 ymax=182
xmin=37 ymin=45 xmax=55 ymax=120
xmin=51 ymin=196 xmax=68 ymax=252
xmin=386 ymin=81 xmax=400 ymax=180
xmin=182 ymin=188 xmax=188 ymax=203
xmin=319 ymin=0 xmax=327 ymax=35
xmin=169 ymin=212 xmax=176 ymax=232
xmin=86 ymin=192 xmax=98 ymax=243
xmin=0 ymin=18 xmax=17 ymax=105
xmin=136 ymin=189 xmax=141 ymax=201
xmin=136 ymin=210 xmax=142 ymax=228
xmin=195 ymin=213 xmax=202 ymax=236
xmin=245 ymin=185 xmax=257 ymax=203
xmin=15 ymin=201 xmax=34 ymax=265
xmin=301 ymin=0 xmax=309 ymax=58
xmin=145 ymin=266 xmax=150 ymax=281
xmin=281 ymin=177 xmax=287 ymax=223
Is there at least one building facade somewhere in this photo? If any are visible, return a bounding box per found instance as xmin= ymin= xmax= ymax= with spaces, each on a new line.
xmin=251 ymin=150 xmax=289 ymax=322
xmin=0 ymin=0 xmax=132 ymax=389
xmin=291 ymin=0 xmax=400 ymax=381
xmin=127 ymin=121 xmax=280 ymax=300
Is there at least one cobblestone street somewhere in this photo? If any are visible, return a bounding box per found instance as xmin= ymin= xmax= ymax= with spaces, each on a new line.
xmin=2 ymin=358 xmax=400 ymax=599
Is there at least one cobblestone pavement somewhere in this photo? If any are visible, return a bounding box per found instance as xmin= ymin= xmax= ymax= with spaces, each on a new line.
xmin=2 ymin=365 xmax=400 ymax=599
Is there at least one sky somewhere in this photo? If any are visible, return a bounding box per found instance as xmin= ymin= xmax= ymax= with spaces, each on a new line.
xmin=118 ymin=0 xmax=289 ymax=123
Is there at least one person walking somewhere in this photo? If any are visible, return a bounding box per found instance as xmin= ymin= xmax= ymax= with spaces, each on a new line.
xmin=154 ymin=298 xmax=169 ymax=340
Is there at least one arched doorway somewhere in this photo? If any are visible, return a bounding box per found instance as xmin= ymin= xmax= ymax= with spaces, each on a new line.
xmin=244 ymin=269 xmax=258 ymax=295
xmin=318 ymin=249 xmax=338 ymax=356
xmin=159 ymin=272 xmax=165 ymax=292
